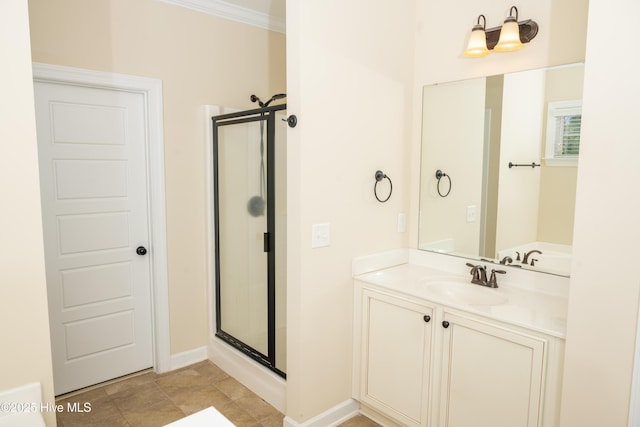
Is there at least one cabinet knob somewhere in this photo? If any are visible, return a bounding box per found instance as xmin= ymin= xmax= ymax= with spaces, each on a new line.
xmin=136 ymin=246 xmax=147 ymax=256
xmin=423 ymin=315 xmax=431 ymax=323
xmin=442 ymin=321 xmax=450 ymax=328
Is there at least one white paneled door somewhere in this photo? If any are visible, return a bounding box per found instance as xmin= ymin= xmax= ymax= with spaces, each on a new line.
xmin=34 ymin=81 xmax=153 ymax=395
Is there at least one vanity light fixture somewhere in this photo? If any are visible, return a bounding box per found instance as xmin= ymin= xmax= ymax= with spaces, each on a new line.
xmin=463 ymin=15 xmax=490 ymax=57
xmin=495 ymin=6 xmax=524 ymax=51
xmin=463 ymin=6 xmax=538 ymax=58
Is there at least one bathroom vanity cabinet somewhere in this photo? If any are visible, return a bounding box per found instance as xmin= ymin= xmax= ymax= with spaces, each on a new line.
xmin=437 ymin=310 xmax=547 ymax=427
xmin=353 ymin=279 xmax=565 ymax=427
xmin=355 ymin=287 xmax=434 ymax=426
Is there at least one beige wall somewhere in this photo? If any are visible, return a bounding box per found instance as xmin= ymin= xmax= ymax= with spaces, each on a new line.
xmin=0 ymin=0 xmax=55 ymax=425
xmin=286 ymin=0 xmax=415 ymax=421
xmin=537 ymin=65 xmax=584 ymax=245
xmin=28 ymin=0 xmax=286 ymax=354
xmin=483 ymin=75 xmax=504 ymax=258
xmin=495 ymin=69 xmax=545 ymax=252
xmin=560 ymin=0 xmax=640 ymax=423
xmin=420 ymin=78 xmax=486 ymax=255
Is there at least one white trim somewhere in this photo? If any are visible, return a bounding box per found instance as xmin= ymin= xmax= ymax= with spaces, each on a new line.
xmin=32 ymin=62 xmax=172 ymax=374
xmin=283 ymin=400 xmax=360 ymax=427
xmin=208 ymin=337 xmax=286 ymax=412
xmin=204 ymin=104 xmax=220 ymax=340
xmin=543 ymin=157 xmax=579 ymax=167
xmin=629 ymin=295 xmax=640 ymax=426
xmin=351 ymin=248 xmax=409 ymax=276
xmin=0 ymin=382 xmax=43 ymax=410
xmin=170 ymin=346 xmax=208 ymax=371
xmin=158 ymin=0 xmax=285 ymax=33
xmin=203 ymin=105 xmax=286 ymax=413
xmin=0 ymin=383 xmax=45 ymax=426
xmin=544 ymin=99 xmax=582 ymax=167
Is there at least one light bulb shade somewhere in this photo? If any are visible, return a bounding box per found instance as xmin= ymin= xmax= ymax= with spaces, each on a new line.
xmin=494 ymin=18 xmax=523 ymax=51
xmin=464 ymin=26 xmax=490 ymax=57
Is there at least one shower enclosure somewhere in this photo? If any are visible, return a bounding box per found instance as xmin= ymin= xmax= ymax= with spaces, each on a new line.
xmin=211 ymin=100 xmax=286 ymax=377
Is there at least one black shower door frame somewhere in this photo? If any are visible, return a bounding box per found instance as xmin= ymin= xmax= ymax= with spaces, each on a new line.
xmin=211 ymin=104 xmax=285 ymax=378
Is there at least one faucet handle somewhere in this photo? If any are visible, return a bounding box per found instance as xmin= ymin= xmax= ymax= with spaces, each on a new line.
xmin=466 ymin=262 xmax=484 ymax=284
xmin=466 ymin=262 xmax=492 ymax=286
xmin=500 ymin=256 xmax=513 ymax=265
xmin=488 ymin=269 xmax=506 ymax=288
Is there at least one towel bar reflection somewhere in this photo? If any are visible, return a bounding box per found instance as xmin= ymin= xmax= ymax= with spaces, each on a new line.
xmin=509 ymin=162 xmax=540 ymax=168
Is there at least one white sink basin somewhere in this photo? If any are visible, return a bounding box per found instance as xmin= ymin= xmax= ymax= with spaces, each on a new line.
xmin=423 ymin=278 xmax=508 ymax=306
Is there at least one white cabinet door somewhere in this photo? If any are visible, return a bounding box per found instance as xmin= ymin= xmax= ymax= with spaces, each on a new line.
xmin=359 ymin=289 xmax=433 ymax=426
xmin=438 ymin=311 xmax=546 ymax=427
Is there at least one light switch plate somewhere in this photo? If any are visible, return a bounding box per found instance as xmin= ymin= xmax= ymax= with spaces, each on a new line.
xmin=397 ymin=213 xmax=406 ymax=233
xmin=311 ymin=223 xmax=330 ymax=248
xmin=466 ymin=205 xmax=476 ymax=222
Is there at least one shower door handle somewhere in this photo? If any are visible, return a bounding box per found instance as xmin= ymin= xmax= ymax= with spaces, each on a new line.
xmin=263 ymin=232 xmax=271 ymax=252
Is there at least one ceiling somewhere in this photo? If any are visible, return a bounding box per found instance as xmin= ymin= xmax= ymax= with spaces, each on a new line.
xmin=159 ymin=0 xmax=286 ymax=33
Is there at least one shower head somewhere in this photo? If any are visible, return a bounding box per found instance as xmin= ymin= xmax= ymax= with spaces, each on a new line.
xmin=250 ymin=93 xmax=286 ymax=107
xmin=263 ymin=93 xmax=286 ymax=106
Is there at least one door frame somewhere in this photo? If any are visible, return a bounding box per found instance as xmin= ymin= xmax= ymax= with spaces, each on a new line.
xmin=32 ymin=62 xmax=171 ymax=374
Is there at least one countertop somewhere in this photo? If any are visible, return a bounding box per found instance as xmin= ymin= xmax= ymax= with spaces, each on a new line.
xmin=354 ymin=263 xmax=568 ymax=338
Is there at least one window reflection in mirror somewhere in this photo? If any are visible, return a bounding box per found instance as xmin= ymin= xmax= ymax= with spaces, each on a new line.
xmin=419 ymin=63 xmax=584 ymax=277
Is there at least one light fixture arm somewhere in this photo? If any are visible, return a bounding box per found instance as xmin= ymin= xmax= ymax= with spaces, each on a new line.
xmin=477 ymin=14 xmax=486 ymax=29
xmin=509 ymin=6 xmax=519 ymax=21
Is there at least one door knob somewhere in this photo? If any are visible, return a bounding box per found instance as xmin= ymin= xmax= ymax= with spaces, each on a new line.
xmin=136 ymin=246 xmax=147 ymax=256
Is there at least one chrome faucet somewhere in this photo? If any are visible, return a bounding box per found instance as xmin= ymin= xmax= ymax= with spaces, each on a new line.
xmin=522 ymin=250 xmax=542 ymax=265
xmin=466 ymin=263 xmax=505 ymax=288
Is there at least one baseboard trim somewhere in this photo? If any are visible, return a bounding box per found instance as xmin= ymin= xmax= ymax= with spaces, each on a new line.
xmin=359 ymin=404 xmax=404 ymax=427
xmin=169 ymin=346 xmax=208 ymax=371
xmin=0 ymin=382 xmax=46 ymax=426
xmin=283 ymin=399 xmax=360 ymax=427
xmin=208 ymin=337 xmax=286 ymax=413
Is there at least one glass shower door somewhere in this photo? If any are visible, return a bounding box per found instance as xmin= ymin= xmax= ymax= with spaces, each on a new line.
xmin=217 ymin=118 xmax=269 ymax=356
xmin=212 ymin=105 xmax=285 ymax=377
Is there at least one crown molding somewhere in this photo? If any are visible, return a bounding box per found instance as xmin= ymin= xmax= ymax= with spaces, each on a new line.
xmin=158 ymin=0 xmax=285 ymax=33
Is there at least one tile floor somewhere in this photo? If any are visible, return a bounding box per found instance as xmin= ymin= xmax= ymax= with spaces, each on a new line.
xmin=55 ymin=360 xmax=380 ymax=427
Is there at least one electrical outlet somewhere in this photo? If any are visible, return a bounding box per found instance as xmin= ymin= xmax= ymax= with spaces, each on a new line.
xmin=466 ymin=205 xmax=476 ymax=222
xmin=311 ymin=223 xmax=330 ymax=248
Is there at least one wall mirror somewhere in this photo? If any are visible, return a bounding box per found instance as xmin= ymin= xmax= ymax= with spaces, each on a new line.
xmin=418 ymin=63 xmax=584 ymax=277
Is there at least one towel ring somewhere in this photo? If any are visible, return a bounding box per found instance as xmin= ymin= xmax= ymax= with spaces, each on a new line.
xmin=374 ymin=170 xmax=392 ymax=203
xmin=435 ymin=169 xmax=452 ymax=197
